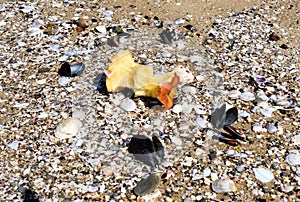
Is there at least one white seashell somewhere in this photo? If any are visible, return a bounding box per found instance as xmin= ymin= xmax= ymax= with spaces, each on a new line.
xmin=253 ymin=168 xmax=274 ymax=183
xmin=55 ymin=118 xmax=82 ymax=139
xmin=211 ymin=179 xmax=237 ymax=193
xmin=203 ymin=167 xmax=211 ymax=177
xmin=293 ymin=135 xmax=300 ymax=145
xmin=95 ymin=25 xmax=107 ymax=34
xmin=228 ymin=90 xmax=241 ymax=99
xmin=175 ymin=67 xmax=194 ymax=83
xmin=172 ymin=104 xmax=183 ymax=113
xmin=58 ymin=77 xmax=70 ymax=86
xmin=252 ymin=125 xmax=267 ymax=133
xmin=240 ymin=92 xmax=255 ymax=101
xmin=286 ymin=153 xmax=300 ymax=166
xmin=119 ymin=98 xmax=136 ymax=112
xmin=266 ymin=123 xmax=277 ymax=134
xmin=281 ymin=185 xmax=294 ymax=193
xmin=7 ymin=141 xmax=19 ymax=150
xmin=171 ymin=136 xmax=182 ymax=146
xmin=196 ymin=117 xmax=208 ymax=128
xmin=261 ymin=108 xmax=275 ymax=118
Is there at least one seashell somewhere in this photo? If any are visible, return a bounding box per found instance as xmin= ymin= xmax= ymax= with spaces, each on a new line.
xmin=133 ymin=174 xmax=160 ymax=196
xmin=58 ymin=62 xmax=85 ymax=77
xmin=196 ymin=117 xmax=208 ymax=128
xmin=128 ymin=135 xmax=164 ymax=167
xmin=224 ymin=107 xmax=238 ymax=126
xmin=210 ymin=104 xmax=226 ymax=129
xmin=228 ymin=90 xmax=241 ymax=99
xmin=159 ymin=29 xmax=174 ymax=44
xmin=240 ymin=92 xmax=255 ymax=102
xmin=286 ymin=153 xmax=300 ymax=166
xmin=254 ymin=75 xmax=267 ymax=83
xmin=119 ymin=98 xmax=136 ymax=112
xmin=266 ymin=123 xmax=277 ymax=134
xmin=7 ymin=141 xmax=19 ymax=150
xmin=292 ymin=135 xmax=300 ymax=145
xmin=172 ymin=104 xmax=183 ymax=113
xmin=211 ymin=179 xmax=237 ymax=193
xmin=253 ymin=168 xmax=274 ymax=183
xmin=281 ymin=185 xmax=294 ymax=193
xmin=261 ymin=108 xmax=275 ymax=118
xmin=70 ymin=63 xmax=85 ymax=76
xmin=223 ymin=125 xmax=245 ymax=142
xmin=58 ymin=77 xmax=70 ymax=86
xmin=95 ymin=73 xmax=108 ymax=95
xmin=55 ymin=118 xmax=82 ymax=139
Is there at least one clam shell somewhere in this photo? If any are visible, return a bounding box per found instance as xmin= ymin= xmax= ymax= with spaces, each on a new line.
xmin=119 ymin=98 xmax=136 ymax=112
xmin=211 ymin=179 xmax=237 ymax=193
xmin=240 ymin=92 xmax=255 ymax=102
xmin=253 ymin=168 xmax=274 ymax=183
xmin=133 ymin=174 xmax=160 ymax=196
xmin=286 ymin=153 xmax=300 ymax=166
xmin=55 ymin=118 xmax=82 ymax=139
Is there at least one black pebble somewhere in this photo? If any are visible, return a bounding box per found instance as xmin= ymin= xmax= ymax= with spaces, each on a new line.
xmin=58 ymin=62 xmax=71 ymax=77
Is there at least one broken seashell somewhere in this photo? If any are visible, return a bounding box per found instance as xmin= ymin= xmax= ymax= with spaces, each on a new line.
xmin=286 ymin=153 xmax=300 ymax=166
xmin=55 ymin=118 xmax=82 ymax=139
xmin=211 ymin=179 xmax=237 ymax=193
xmin=133 ymin=174 xmax=160 ymax=196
